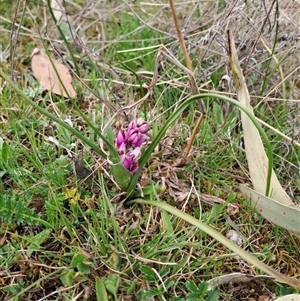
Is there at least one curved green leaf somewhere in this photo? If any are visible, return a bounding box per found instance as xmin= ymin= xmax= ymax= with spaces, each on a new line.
xmin=127 ymin=93 xmax=273 ymax=197
xmin=127 ymin=198 xmax=300 ymax=289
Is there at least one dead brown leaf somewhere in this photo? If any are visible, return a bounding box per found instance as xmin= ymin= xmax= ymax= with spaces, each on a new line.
xmin=31 ymin=48 xmax=76 ymax=98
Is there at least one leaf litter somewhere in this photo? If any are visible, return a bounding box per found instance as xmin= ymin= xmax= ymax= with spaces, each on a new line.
xmin=31 ymin=48 xmax=76 ymax=98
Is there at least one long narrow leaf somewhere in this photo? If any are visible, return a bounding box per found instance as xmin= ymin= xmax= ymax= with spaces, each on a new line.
xmin=128 ymin=198 xmax=300 ymax=289
xmin=228 ymin=30 xmax=292 ymax=204
xmin=274 ymin=295 xmax=300 ymax=301
xmin=127 ymin=93 xmax=273 ymax=196
xmin=240 ymin=185 xmax=300 ymax=235
xmin=106 ymin=125 xmax=133 ymax=190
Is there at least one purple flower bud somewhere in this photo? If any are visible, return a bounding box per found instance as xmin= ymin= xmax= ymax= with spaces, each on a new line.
xmin=128 ymin=131 xmax=139 ymax=145
xmin=115 ymin=130 xmax=127 ymax=148
xmin=131 ymin=146 xmax=141 ymax=158
xmin=127 ymin=124 xmax=149 ymax=147
xmin=136 ymin=118 xmax=149 ymax=133
xmin=122 ymin=153 xmax=139 ymax=173
xmin=127 ymin=119 xmax=137 ymax=132
xmin=138 ymin=122 xmax=149 ymax=134
xmin=131 ymin=133 xmax=147 ymax=148
xmin=127 ymin=127 xmax=138 ymax=136
xmin=136 ymin=117 xmax=144 ymax=126
xmin=118 ymin=142 xmax=126 ymax=157
xmin=122 ymin=155 xmax=133 ymax=169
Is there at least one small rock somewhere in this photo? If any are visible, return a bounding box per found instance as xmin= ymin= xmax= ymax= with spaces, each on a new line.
xmin=226 ymin=230 xmax=243 ymax=245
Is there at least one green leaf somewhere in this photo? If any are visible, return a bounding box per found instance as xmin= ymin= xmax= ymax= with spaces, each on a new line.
xmin=110 ymin=163 xmax=133 ymax=191
xmin=276 ymin=284 xmax=298 ymax=296
xmin=104 ymin=274 xmax=120 ymax=301
xmin=187 ymin=293 xmax=204 ymax=301
xmin=70 ymin=253 xmax=91 ymax=274
xmin=95 ymin=277 xmax=109 ymax=301
xmin=143 ymin=287 xmax=164 ymax=298
xmin=207 ymin=290 xmax=221 ymax=301
xmin=186 ymin=281 xmax=198 ymax=293
xmin=126 ymin=280 xmax=137 ymax=295
xmin=164 ymin=278 xmax=175 ymax=290
xmin=106 ymin=274 xmax=120 ymax=287
xmin=198 ymin=282 xmax=209 ymax=295
xmin=0 ymin=138 xmax=9 ymax=162
xmin=161 ymin=210 xmax=173 ymax=235
xmin=27 ymin=229 xmax=52 ymax=256
xmin=106 ymin=124 xmax=115 ymax=146
xmin=60 ymin=269 xmax=75 ymax=287
xmin=77 ymin=261 xmax=90 ymax=274
xmin=71 ymin=253 xmax=85 ymax=268
xmin=140 ymin=265 xmax=157 ymax=282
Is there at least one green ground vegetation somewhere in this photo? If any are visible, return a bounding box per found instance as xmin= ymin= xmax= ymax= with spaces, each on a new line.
xmin=0 ymin=0 xmax=299 ymax=300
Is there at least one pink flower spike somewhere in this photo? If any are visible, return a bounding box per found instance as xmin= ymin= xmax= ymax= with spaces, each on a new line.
xmin=114 ymin=117 xmax=149 ymax=175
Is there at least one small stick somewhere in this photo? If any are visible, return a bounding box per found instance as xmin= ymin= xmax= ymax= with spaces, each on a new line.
xmin=183 ymin=113 xmax=204 ymax=158
xmin=169 ymin=0 xmax=205 ymax=160
xmin=168 ymin=0 xmax=193 ymax=72
xmin=168 ymin=0 xmax=205 ymax=113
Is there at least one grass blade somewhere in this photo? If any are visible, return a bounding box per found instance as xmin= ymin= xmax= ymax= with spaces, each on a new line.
xmin=128 ymin=198 xmax=300 ymax=289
